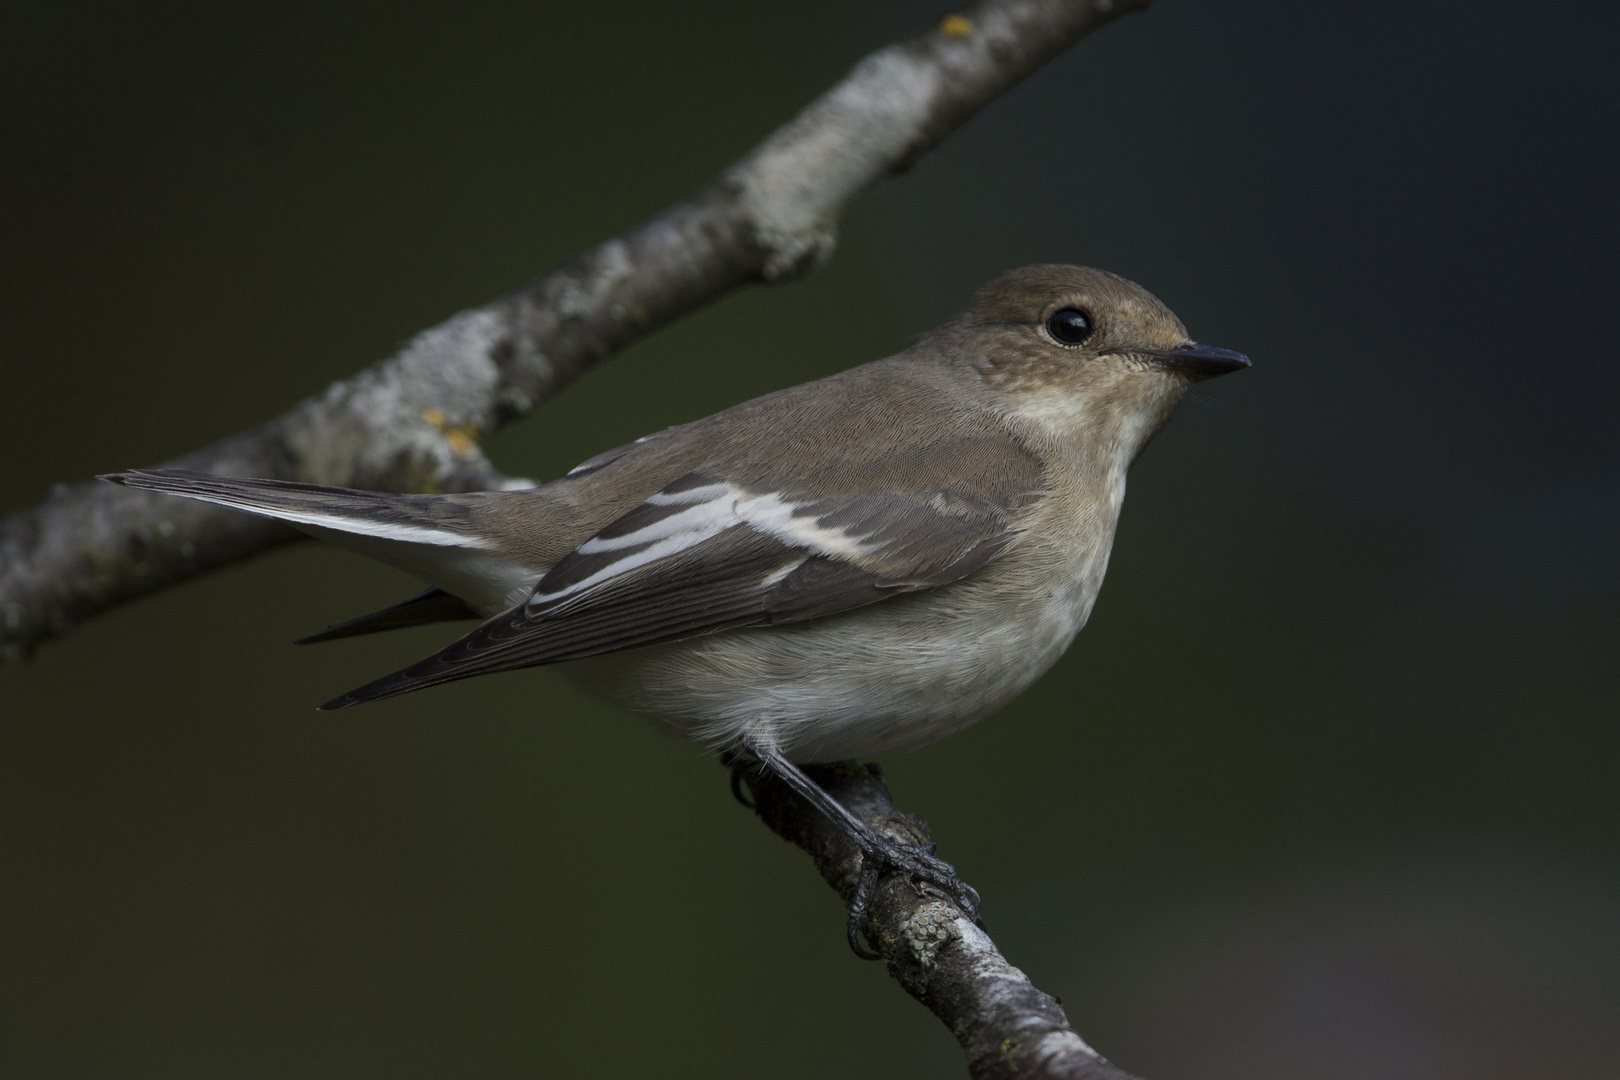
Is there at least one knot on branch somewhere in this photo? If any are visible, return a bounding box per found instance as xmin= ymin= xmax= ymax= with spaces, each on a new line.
xmin=755 ymin=220 xmax=839 ymax=283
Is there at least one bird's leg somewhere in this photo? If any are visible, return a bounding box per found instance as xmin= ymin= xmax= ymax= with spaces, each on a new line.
xmin=737 ymin=736 xmax=982 ymax=960
xmin=720 ymin=750 xmax=755 ymax=809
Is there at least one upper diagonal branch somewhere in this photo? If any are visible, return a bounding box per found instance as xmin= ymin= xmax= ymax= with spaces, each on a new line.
xmin=0 ymin=0 xmax=1150 ymax=662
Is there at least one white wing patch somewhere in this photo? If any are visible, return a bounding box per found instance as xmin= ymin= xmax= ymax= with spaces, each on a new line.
xmin=527 ymin=481 xmax=876 ymax=609
xmin=735 ymin=490 xmax=873 ymax=559
xmin=575 ymin=483 xmax=735 ymax=554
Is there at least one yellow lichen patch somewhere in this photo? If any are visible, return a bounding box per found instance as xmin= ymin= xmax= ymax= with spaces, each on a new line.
xmin=421 ymin=408 xmax=479 ymax=454
xmin=999 ymin=1036 xmax=1021 ymax=1068
xmin=940 ymin=13 xmax=973 ymax=37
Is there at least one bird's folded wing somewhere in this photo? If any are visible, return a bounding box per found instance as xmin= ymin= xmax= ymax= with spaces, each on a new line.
xmin=322 ymin=446 xmax=1046 ymax=709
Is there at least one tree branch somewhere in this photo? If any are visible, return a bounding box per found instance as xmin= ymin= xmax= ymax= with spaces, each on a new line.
xmin=742 ymin=762 xmax=1143 ymax=1080
xmin=0 ymin=0 xmax=1151 ymax=662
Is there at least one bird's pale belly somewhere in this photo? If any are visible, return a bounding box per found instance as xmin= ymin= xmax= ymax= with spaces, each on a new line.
xmin=559 ymin=557 xmax=1105 ymax=762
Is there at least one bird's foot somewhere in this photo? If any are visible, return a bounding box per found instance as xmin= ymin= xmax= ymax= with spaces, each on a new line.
xmin=728 ymin=740 xmax=986 ymax=960
xmin=721 ymin=750 xmax=755 ymax=809
xmin=845 ymin=833 xmax=982 ymax=959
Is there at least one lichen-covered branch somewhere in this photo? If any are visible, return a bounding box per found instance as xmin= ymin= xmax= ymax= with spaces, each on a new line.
xmin=742 ymin=762 xmax=1143 ymax=1080
xmin=0 ymin=0 xmax=1151 ymax=662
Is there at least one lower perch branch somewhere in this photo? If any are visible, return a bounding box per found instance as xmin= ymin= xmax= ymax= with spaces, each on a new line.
xmin=739 ymin=762 xmax=1143 ymax=1080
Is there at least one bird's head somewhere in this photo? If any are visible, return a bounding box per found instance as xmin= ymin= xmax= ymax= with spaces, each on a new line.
xmin=936 ymin=264 xmax=1250 ymax=466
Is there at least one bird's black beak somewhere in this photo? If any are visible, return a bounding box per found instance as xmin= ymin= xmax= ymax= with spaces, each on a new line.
xmin=1138 ymin=342 xmax=1252 ymax=381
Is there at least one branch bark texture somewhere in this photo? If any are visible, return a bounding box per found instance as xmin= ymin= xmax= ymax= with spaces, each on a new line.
xmin=744 ymin=762 xmax=1143 ymax=1080
xmin=0 ymin=0 xmax=1150 ymax=661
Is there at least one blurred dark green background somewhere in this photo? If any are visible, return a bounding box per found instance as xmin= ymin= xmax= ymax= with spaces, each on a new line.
xmin=3 ymin=2 xmax=1617 ymax=1077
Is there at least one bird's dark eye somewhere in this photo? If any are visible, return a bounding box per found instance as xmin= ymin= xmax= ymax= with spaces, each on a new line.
xmin=1045 ymin=307 xmax=1094 ymax=346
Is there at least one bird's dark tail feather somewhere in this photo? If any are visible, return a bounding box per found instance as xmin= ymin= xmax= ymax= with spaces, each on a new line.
xmin=317 ymin=599 xmax=591 ymax=710
xmin=317 ymin=644 xmax=499 ymax=710
xmin=294 ymin=587 xmax=480 ymax=645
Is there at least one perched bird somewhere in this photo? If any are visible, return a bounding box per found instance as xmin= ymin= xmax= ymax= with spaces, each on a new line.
xmin=105 ymin=265 xmax=1249 ymax=953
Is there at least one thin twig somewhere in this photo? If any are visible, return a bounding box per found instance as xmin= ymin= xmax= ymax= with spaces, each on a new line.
xmin=742 ymin=762 xmax=1144 ymax=1080
xmin=0 ymin=0 xmax=1151 ymax=662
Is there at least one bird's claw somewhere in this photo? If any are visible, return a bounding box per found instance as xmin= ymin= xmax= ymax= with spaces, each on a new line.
xmin=720 ymin=749 xmax=985 ymax=960
xmin=844 ymin=835 xmax=983 ymax=960
xmin=724 ymin=752 xmax=756 ymax=809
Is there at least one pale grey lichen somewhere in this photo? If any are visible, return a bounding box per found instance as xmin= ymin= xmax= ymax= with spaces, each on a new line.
xmin=902 ymin=901 xmax=961 ymax=968
xmin=284 ymin=307 xmax=509 ymax=489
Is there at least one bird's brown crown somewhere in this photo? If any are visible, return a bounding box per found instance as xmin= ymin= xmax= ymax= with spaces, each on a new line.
xmin=934 ymin=265 xmax=1192 ymax=396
